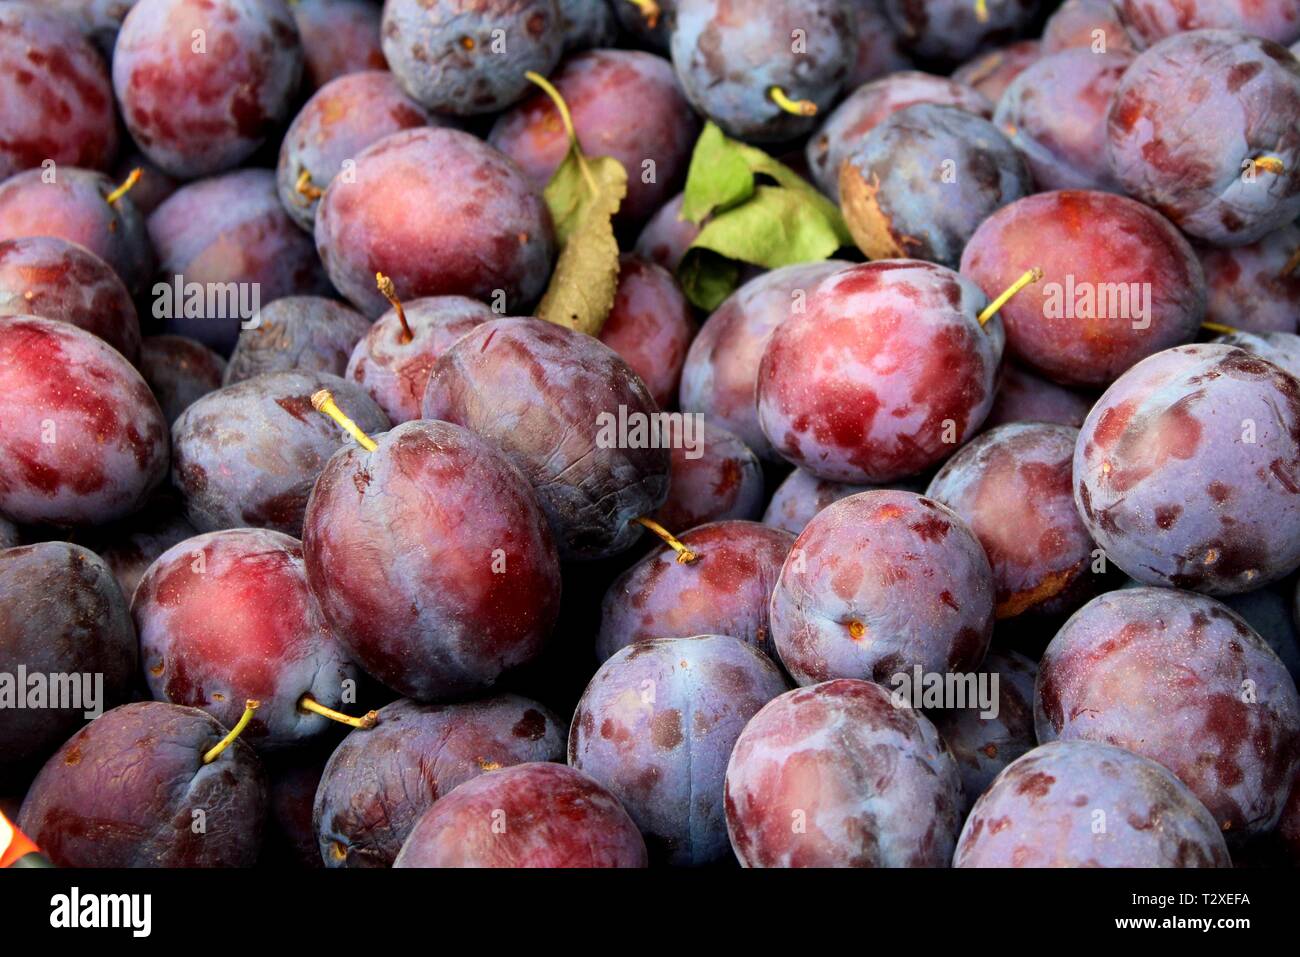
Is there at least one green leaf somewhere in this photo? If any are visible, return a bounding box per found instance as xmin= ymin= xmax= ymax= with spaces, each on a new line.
xmin=529 ymin=72 xmax=628 ymax=337
xmin=677 ymin=123 xmax=853 ymax=309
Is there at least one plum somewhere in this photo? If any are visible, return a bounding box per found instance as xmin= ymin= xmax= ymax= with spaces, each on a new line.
xmin=596 ymin=255 xmax=696 ymax=409
xmin=756 ymin=260 xmax=1002 ymax=483
xmin=840 ymin=103 xmax=1031 ymax=268
xmin=959 ymin=190 xmax=1206 ymax=388
xmin=770 ymin=490 xmax=994 ymax=686
xmin=489 ymin=49 xmax=699 ymax=224
xmin=846 ymin=0 xmax=912 ymax=88
xmin=950 ymin=40 xmax=1042 ymax=102
xmin=1074 ymin=344 xmax=1300 ymax=594
xmin=0 ymin=236 xmax=141 ymax=364
xmin=1281 ymin=773 xmax=1300 ymax=864
xmin=1223 ymin=580 xmax=1300 ymax=684
xmin=148 ymin=169 xmax=335 ymax=354
xmin=394 ymin=762 xmax=647 ymax=867
xmin=224 ymin=297 xmax=371 ymax=385
xmin=762 ymin=468 xmax=875 ymax=536
xmin=0 ymin=543 xmax=137 ymax=782
xmin=670 ymin=0 xmax=853 ymax=143
xmin=633 ymin=192 xmax=700 ymax=273
xmin=303 ymin=415 xmax=561 ymax=701
xmin=276 ymin=71 xmax=441 ymax=233
xmin=680 ymin=261 xmax=850 ymax=461
xmin=1041 ymin=0 xmax=1138 ymax=53
xmin=316 ymin=695 xmax=566 ymax=867
xmin=83 ymin=487 xmax=197 ymax=602
xmin=570 ymin=635 xmax=789 ymax=865
xmin=138 ymin=334 xmax=226 ymax=426
xmin=1211 ymin=330 xmax=1300 ymax=378
xmin=994 ymin=49 xmax=1136 ymax=192
xmin=0 ymin=2 xmax=118 ymax=180
xmin=597 ymin=520 xmax=794 ymax=663
xmin=315 ymin=128 xmax=555 ymax=318
xmin=1199 ymin=223 xmax=1300 ymax=334
xmin=47 ymin=0 xmax=140 ymax=56
xmin=422 ymin=317 xmax=670 ymax=560
xmin=0 ymin=167 xmax=154 ymax=296
xmin=1119 ymin=0 xmax=1300 ymax=48
xmin=807 ymin=71 xmax=992 ymax=201
xmin=1107 ymin=30 xmax=1300 ymax=247
xmin=18 ymin=701 xmax=266 ymax=867
xmin=724 ymin=678 xmax=963 ymax=867
xmin=881 ymin=0 xmax=1044 ymax=65
xmin=381 ymin=0 xmax=563 ymax=115
xmin=930 ymin=649 xmax=1038 ymax=816
xmin=346 ymin=291 xmax=494 ymax=424
xmin=113 ymin=0 xmax=303 ymax=178
xmin=926 ymin=423 xmax=1100 ymax=619
xmin=133 ymin=528 xmax=361 ymax=751
xmin=1036 ymin=587 xmax=1300 ymax=839
xmin=954 ymin=740 xmax=1232 ymax=867
xmin=171 ymin=370 xmax=389 ymax=536
xmin=984 ymin=363 xmax=1095 ymax=430
xmin=290 ymin=0 xmax=386 ymax=89
xmin=0 ymin=317 xmax=168 ymax=527
xmin=653 ymin=422 xmax=765 ymax=530
xmin=558 ymin=0 xmax=617 ymax=52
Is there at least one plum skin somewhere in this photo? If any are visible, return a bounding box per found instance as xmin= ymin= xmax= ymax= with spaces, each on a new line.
xmin=597 ymin=255 xmax=697 ymax=410
xmin=1036 ymin=586 xmax=1300 ymax=840
xmin=653 ymin=422 xmax=766 ymax=531
xmin=761 ymin=468 xmax=877 ymax=536
xmin=954 ymin=740 xmax=1232 ymax=867
xmin=138 ymin=334 xmax=226 ymax=426
xmin=314 ymin=695 xmax=565 ymax=867
xmin=724 ymin=678 xmax=963 ymax=868
xmin=303 ymin=418 xmax=562 ymax=701
xmin=224 ymin=297 xmax=371 ymax=385
xmin=393 ymin=762 xmax=648 ymax=868
xmin=290 ymin=0 xmax=387 ymax=89
xmin=1198 ymin=223 xmax=1300 ymax=334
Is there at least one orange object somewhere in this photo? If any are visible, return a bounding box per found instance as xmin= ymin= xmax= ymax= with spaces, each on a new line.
xmin=0 ymin=811 xmax=48 ymax=867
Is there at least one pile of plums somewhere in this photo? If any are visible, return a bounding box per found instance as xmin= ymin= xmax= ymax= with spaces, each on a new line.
xmin=3 ymin=0 xmax=1300 ymax=870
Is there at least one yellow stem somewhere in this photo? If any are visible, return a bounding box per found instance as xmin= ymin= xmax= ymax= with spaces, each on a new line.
xmin=524 ymin=70 xmax=597 ymax=195
xmin=376 ymin=272 xmax=413 ymax=343
xmin=202 ymin=700 xmax=259 ymax=764
xmin=625 ymin=0 xmax=660 ymax=28
xmin=311 ymin=389 xmax=378 ymax=452
xmin=978 ymin=267 xmax=1043 ymax=326
xmin=299 ymin=695 xmax=379 ymax=729
xmin=769 ymin=86 xmax=818 ymax=117
xmin=295 ymin=168 xmax=323 ymax=203
xmin=105 ymin=168 xmax=141 ymax=205
xmin=1254 ymin=156 xmax=1285 ymax=176
xmin=975 ymin=0 xmax=990 ymax=23
xmin=1201 ymin=321 xmax=1239 ymax=336
xmin=633 ymin=516 xmax=697 ymax=564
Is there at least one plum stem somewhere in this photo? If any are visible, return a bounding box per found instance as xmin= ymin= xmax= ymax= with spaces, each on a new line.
xmin=978 ymin=267 xmax=1043 ymax=326
xmin=105 ymin=168 xmax=141 ymax=206
xmin=376 ymin=272 xmax=413 ymax=343
xmin=632 ymin=516 xmax=698 ymax=563
xmin=524 ymin=70 xmax=598 ymax=195
xmin=311 ymin=389 xmax=379 ymax=452
xmin=1253 ymin=156 xmax=1285 ymax=176
xmin=295 ymin=169 xmax=323 ymax=204
xmin=625 ymin=0 xmax=660 ymax=28
xmin=299 ymin=695 xmax=379 ymax=729
xmin=974 ymin=0 xmax=989 ymax=23
xmin=769 ymin=86 xmax=817 ymax=117
xmin=1283 ymin=248 xmax=1300 ymax=278
xmin=202 ymin=700 xmax=260 ymax=764
xmin=1201 ymin=321 xmax=1239 ymax=335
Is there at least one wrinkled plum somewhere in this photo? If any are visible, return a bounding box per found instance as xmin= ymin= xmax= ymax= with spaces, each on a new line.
xmin=277 ymin=71 xmax=440 ymax=233
xmin=489 ymin=49 xmax=699 ymax=224
xmin=0 ymin=236 xmax=141 ymax=363
xmin=1074 ymin=344 xmax=1300 ymax=594
xmin=172 ymin=370 xmax=389 ymax=535
xmin=724 ymin=678 xmax=963 ymax=867
xmin=138 ymin=334 xmax=226 ymax=426
xmin=0 ymin=317 xmax=167 ymax=526
xmin=1036 ymin=587 xmax=1300 ymax=838
xmin=762 ymin=467 xmax=874 ymax=535
xmin=1041 ymin=0 xmax=1137 ymax=53
xmin=570 ymin=635 xmax=789 ymax=865
xmin=315 ymin=694 xmax=565 ymax=868
xmin=960 ymin=190 xmax=1206 ymax=387
xmin=596 ymin=255 xmax=696 ymax=408
xmin=303 ymin=418 xmax=561 ymax=700
xmin=113 ymin=0 xmax=303 ymax=178
xmin=756 ymin=260 xmax=1002 ymax=482
xmin=840 ymin=103 xmax=1031 ymax=268
xmin=680 ymin=261 xmax=850 ymax=461
xmin=984 ymin=363 xmax=1095 ymax=430
xmin=653 ymin=422 xmax=765 ymax=530
xmin=0 ymin=543 xmax=136 ymax=782
xmin=954 ymin=740 xmax=1232 ymax=867
xmin=18 ymin=701 xmax=266 ymax=867
xmin=1120 ymin=0 xmax=1300 ymax=48
xmin=882 ymin=0 xmax=1044 ymax=65
xmin=951 ymin=39 xmax=1043 ymax=102
xmin=770 ymin=490 xmax=994 ymax=685
xmin=927 ymin=423 xmax=1100 ymax=619
xmin=597 ymin=520 xmax=794 ymax=662
xmin=225 ymin=297 xmax=371 ymax=385
xmin=133 ymin=528 xmax=359 ymax=750
xmin=1199 ymin=223 xmax=1300 ymax=334
xmin=315 ymin=128 xmax=554 ymax=318
xmin=290 ymin=0 xmax=386 ymax=89
xmin=633 ymin=192 xmax=700 ymax=273
xmin=1107 ymin=30 xmax=1300 ymax=246
xmin=148 ymin=169 xmax=334 ymax=354
xmin=381 ymin=0 xmax=563 ymax=115
xmin=422 ymin=317 xmax=670 ymax=560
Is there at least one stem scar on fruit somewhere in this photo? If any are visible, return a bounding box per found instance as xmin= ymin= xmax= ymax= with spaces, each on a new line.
xmin=203 ymin=700 xmax=259 ymax=764
xmin=299 ymin=694 xmax=379 ymax=730
xmin=632 ymin=516 xmax=698 ymax=564
xmin=295 ymin=168 xmax=323 ymax=204
xmin=769 ymin=86 xmax=817 ymax=117
xmin=978 ymin=267 xmax=1043 ymax=326
xmin=625 ymin=0 xmax=660 ymax=29
xmin=376 ymin=272 xmax=413 ymax=343
xmin=312 ymin=389 xmax=378 ymax=452
xmin=105 ymin=168 xmax=141 ymax=206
